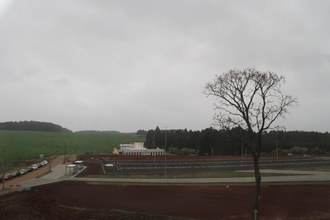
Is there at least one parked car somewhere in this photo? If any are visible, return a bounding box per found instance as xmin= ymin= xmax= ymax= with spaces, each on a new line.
xmin=4 ymin=173 xmax=13 ymax=180
xmin=41 ymin=160 xmax=48 ymax=166
xmin=32 ymin=164 xmax=39 ymax=170
xmin=26 ymin=166 xmax=33 ymax=172
xmin=11 ymin=171 xmax=20 ymax=178
xmin=19 ymin=168 xmax=27 ymax=175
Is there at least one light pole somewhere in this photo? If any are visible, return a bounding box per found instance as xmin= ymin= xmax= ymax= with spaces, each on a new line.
xmin=275 ymin=128 xmax=278 ymax=161
xmin=241 ymin=138 xmax=244 ymax=165
xmin=46 ymin=145 xmax=51 ymax=173
xmin=63 ymin=141 xmax=67 ymax=164
xmin=1 ymin=146 xmax=5 ymax=190
xmin=275 ymin=126 xmax=285 ymax=161
xmin=164 ymin=127 xmax=167 ymax=178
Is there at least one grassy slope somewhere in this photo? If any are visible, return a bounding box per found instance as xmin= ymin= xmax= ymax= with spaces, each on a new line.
xmin=0 ymin=130 xmax=145 ymax=161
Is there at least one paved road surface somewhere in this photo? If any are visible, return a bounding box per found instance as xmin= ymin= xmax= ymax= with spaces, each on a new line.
xmin=71 ymin=169 xmax=330 ymax=184
xmin=20 ymin=166 xmax=330 ymax=186
xmin=1 ymin=155 xmax=75 ymax=192
xmin=6 ymin=157 xmax=329 ymax=189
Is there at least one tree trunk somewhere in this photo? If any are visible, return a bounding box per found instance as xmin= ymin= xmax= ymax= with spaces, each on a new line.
xmin=252 ymin=154 xmax=261 ymax=220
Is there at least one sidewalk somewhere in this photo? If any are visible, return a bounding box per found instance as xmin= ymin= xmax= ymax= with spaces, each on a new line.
xmin=21 ymin=163 xmax=69 ymax=188
xmin=19 ymin=167 xmax=330 ymax=187
xmin=71 ymin=169 xmax=330 ymax=184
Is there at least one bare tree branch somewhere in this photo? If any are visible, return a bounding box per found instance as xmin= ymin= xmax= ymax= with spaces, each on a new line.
xmin=205 ymin=68 xmax=297 ymax=220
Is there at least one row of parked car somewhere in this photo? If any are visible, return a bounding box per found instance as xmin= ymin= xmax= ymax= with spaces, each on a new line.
xmin=0 ymin=160 xmax=49 ymax=183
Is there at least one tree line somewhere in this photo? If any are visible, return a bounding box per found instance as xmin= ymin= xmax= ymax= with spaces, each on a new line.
xmin=0 ymin=121 xmax=72 ymax=133
xmin=144 ymin=126 xmax=330 ymax=155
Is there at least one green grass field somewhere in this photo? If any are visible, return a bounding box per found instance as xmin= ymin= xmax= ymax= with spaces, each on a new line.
xmin=0 ymin=130 xmax=145 ymax=162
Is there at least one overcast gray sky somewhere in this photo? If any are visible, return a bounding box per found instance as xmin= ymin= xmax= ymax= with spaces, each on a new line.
xmin=0 ymin=0 xmax=329 ymax=132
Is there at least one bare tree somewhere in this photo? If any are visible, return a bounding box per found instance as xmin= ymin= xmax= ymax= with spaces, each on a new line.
xmin=205 ymin=68 xmax=297 ymax=219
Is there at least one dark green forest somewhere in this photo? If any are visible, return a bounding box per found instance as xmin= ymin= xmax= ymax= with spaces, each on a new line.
xmin=0 ymin=121 xmax=71 ymax=133
xmin=144 ymin=127 xmax=330 ymax=155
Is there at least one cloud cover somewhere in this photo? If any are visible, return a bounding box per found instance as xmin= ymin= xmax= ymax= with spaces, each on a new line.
xmin=0 ymin=0 xmax=329 ymax=132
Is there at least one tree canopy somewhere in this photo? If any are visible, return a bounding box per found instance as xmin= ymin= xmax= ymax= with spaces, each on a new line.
xmin=0 ymin=121 xmax=71 ymax=132
xmin=144 ymin=127 xmax=330 ymax=155
xmin=205 ymin=68 xmax=297 ymax=219
xmin=205 ymin=68 xmax=297 ymax=135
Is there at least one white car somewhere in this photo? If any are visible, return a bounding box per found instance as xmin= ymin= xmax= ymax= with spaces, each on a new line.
xmin=40 ymin=160 xmax=48 ymax=166
xmin=19 ymin=168 xmax=27 ymax=175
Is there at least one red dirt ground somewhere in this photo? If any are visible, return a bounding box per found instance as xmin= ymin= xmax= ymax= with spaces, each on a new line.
xmin=1 ymin=181 xmax=329 ymax=219
xmin=1 ymin=154 xmax=329 ymax=219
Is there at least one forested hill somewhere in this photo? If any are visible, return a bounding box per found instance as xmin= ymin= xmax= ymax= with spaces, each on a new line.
xmin=0 ymin=121 xmax=72 ymax=132
xmin=145 ymin=127 xmax=330 ymax=155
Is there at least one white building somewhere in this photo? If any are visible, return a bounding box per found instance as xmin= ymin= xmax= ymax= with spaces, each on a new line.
xmin=113 ymin=142 xmax=165 ymax=156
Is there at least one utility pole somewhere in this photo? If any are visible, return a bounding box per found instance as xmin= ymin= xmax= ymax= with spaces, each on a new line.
xmin=2 ymin=147 xmax=5 ymax=190
xmin=63 ymin=141 xmax=67 ymax=164
xmin=275 ymin=126 xmax=285 ymax=161
xmin=165 ymin=128 xmax=167 ymax=178
xmin=153 ymin=130 xmax=155 ymax=148
xmin=276 ymin=129 xmax=278 ymax=161
xmin=241 ymin=139 xmax=244 ymax=165
xmin=47 ymin=145 xmax=51 ymax=173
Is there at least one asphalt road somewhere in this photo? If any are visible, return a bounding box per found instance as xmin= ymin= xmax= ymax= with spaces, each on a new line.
xmin=74 ymin=169 xmax=330 ymax=184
